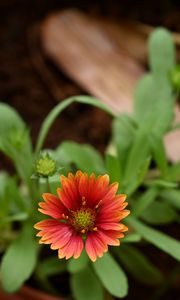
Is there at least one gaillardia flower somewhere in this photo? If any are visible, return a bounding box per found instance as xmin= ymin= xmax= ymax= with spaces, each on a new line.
xmin=34 ymin=171 xmax=130 ymax=262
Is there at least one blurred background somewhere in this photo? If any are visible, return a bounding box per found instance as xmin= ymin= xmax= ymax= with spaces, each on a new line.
xmin=0 ymin=0 xmax=180 ymax=165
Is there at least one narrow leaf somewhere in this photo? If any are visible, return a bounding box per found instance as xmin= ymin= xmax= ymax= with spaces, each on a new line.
xmin=122 ymin=232 xmax=141 ymax=243
xmin=115 ymin=245 xmax=163 ymax=285
xmin=112 ymin=114 xmax=136 ymax=175
xmin=35 ymin=96 xmax=114 ymax=154
xmin=160 ymin=189 xmax=180 ymax=210
xmin=132 ymin=187 xmax=158 ymax=217
xmin=128 ymin=217 xmax=180 ymax=261
xmin=105 ymin=154 xmax=121 ymax=183
xmin=142 ymin=200 xmax=177 ymax=225
xmin=149 ymin=134 xmax=168 ymax=176
xmin=93 ymin=252 xmax=128 ymax=298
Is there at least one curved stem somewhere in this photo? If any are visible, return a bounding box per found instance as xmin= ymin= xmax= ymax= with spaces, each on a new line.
xmin=35 ymin=95 xmax=115 ymax=156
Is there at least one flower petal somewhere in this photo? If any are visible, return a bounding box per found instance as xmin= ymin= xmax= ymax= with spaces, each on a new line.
xmin=38 ymin=193 xmax=67 ymax=219
xmin=57 ymin=173 xmax=81 ymax=210
xmin=78 ymin=173 xmax=110 ymax=207
xmin=96 ymin=222 xmax=127 ymax=231
xmin=85 ymin=232 xmax=108 ymax=262
xmin=97 ymin=229 xmax=123 ymax=246
xmin=58 ymin=233 xmax=84 ymax=260
xmin=34 ymin=220 xmax=73 ymax=248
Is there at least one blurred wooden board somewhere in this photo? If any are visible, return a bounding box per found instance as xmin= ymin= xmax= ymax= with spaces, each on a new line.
xmin=41 ymin=10 xmax=180 ymax=162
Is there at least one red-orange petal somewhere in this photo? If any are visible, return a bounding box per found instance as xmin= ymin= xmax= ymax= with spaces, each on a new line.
xmin=34 ymin=220 xmax=73 ymax=249
xmin=37 ymin=193 xmax=67 ymax=219
xmin=85 ymin=232 xmax=108 ymax=262
xmin=57 ymin=174 xmax=81 ymax=210
xmin=58 ymin=234 xmax=84 ymax=260
xmin=96 ymin=222 xmax=126 ymax=231
xmin=78 ymin=173 xmax=110 ymax=208
xmin=97 ymin=230 xmax=121 ymax=246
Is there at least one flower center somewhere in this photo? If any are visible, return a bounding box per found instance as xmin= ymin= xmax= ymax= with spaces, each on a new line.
xmin=70 ymin=208 xmax=96 ymax=234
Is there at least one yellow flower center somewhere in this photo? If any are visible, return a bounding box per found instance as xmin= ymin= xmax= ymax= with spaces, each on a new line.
xmin=71 ymin=208 xmax=96 ymax=234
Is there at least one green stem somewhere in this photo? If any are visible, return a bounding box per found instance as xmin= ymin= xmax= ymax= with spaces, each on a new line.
xmin=46 ymin=177 xmax=51 ymax=193
xmin=35 ymin=95 xmax=114 ymax=156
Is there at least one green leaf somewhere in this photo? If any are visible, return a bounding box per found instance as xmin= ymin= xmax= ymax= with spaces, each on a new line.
xmin=134 ymin=75 xmax=174 ymax=135
xmin=0 ymin=103 xmax=25 ymax=139
xmin=5 ymin=177 xmax=28 ymax=212
xmin=142 ymin=200 xmax=177 ymax=225
xmin=167 ymin=162 xmax=180 ymax=181
xmin=134 ymin=74 xmax=154 ymax=127
xmin=112 ymin=114 xmax=136 ymax=176
xmin=125 ymin=156 xmax=151 ymax=196
xmin=71 ymin=266 xmax=104 ymax=300
xmin=122 ymin=232 xmax=141 ymax=243
xmin=37 ymin=257 xmax=66 ymax=277
xmin=67 ymin=250 xmax=89 ymax=274
xmin=145 ymin=179 xmax=178 ymax=188
xmin=35 ymin=96 xmax=114 ymax=155
xmin=122 ymin=129 xmax=151 ymax=195
xmin=0 ymin=172 xmax=8 ymax=197
xmin=0 ymin=172 xmax=9 ymax=215
xmin=132 ymin=187 xmax=158 ymax=217
xmin=115 ymin=245 xmax=163 ymax=285
xmin=92 ymin=252 xmax=128 ymax=298
xmin=149 ymin=134 xmax=168 ymax=176
xmin=105 ymin=154 xmax=121 ymax=183
xmin=160 ymin=189 xmax=180 ymax=210
xmin=134 ymin=29 xmax=175 ymax=137
xmin=0 ymin=104 xmax=33 ymax=184
xmin=128 ymin=217 xmax=180 ymax=261
xmin=149 ymin=28 xmax=175 ymax=80
xmin=2 ymin=212 xmax=29 ymax=223
xmin=56 ymin=141 xmax=105 ymax=174
xmin=1 ymin=223 xmax=38 ymax=292
xmin=0 ymin=176 xmax=28 ymax=219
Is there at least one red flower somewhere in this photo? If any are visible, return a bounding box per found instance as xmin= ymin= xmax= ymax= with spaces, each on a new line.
xmin=34 ymin=171 xmax=130 ymax=262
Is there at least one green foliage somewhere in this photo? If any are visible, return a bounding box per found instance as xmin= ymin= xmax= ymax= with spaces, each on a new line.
xmin=142 ymin=200 xmax=178 ymax=225
xmin=122 ymin=130 xmax=151 ymax=194
xmin=105 ymin=153 xmax=121 ymax=183
xmin=149 ymin=134 xmax=168 ymax=176
xmin=128 ymin=217 xmax=180 ymax=261
xmin=134 ymin=75 xmax=174 ymax=135
xmin=56 ymin=141 xmax=105 ymax=174
xmin=115 ymin=245 xmax=163 ymax=285
xmin=37 ymin=257 xmax=66 ymax=277
xmin=93 ymin=253 xmax=128 ymax=298
xmin=132 ymin=187 xmax=158 ymax=217
xmin=134 ymin=28 xmax=175 ymax=138
xmin=35 ymin=96 xmax=114 ymax=155
xmin=71 ymin=266 xmax=104 ymax=300
xmin=0 ymin=103 xmax=33 ymax=185
xmin=160 ymin=189 xmax=180 ymax=210
xmin=67 ymin=250 xmax=89 ymax=273
xmin=170 ymin=64 xmax=180 ymax=91
xmin=149 ymin=28 xmax=175 ymax=80
xmin=112 ymin=114 xmax=136 ymax=177
xmin=1 ymin=223 xmax=38 ymax=292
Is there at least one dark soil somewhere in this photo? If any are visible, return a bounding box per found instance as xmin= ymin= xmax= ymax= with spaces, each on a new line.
xmin=0 ymin=1 xmax=180 ymax=300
